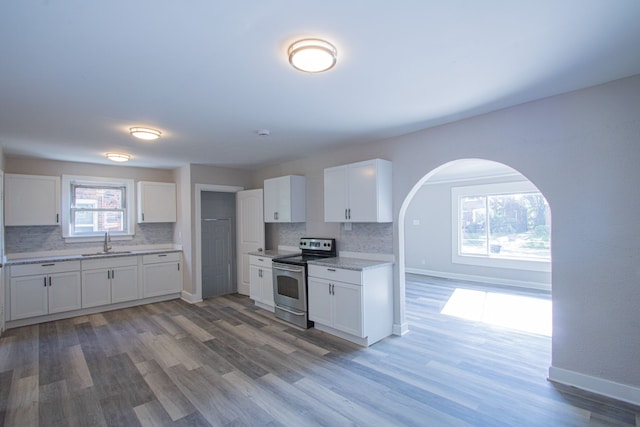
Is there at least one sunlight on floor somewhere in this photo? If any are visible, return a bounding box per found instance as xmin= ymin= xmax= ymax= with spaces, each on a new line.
xmin=441 ymin=288 xmax=552 ymax=336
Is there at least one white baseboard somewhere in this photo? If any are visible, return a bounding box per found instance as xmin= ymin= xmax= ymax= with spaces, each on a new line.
xmin=181 ymin=291 xmax=202 ymax=304
xmin=548 ymin=366 xmax=640 ymax=406
xmin=405 ymin=267 xmax=551 ymax=291
xmin=393 ymin=322 xmax=409 ymax=336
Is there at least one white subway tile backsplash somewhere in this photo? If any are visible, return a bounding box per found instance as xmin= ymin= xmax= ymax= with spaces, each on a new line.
xmin=5 ymin=223 xmax=175 ymax=254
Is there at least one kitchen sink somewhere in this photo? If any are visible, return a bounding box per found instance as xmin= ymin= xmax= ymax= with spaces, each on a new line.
xmin=81 ymin=251 xmax=133 ymax=257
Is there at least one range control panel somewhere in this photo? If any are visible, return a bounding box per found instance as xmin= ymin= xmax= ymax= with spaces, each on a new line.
xmin=299 ymin=237 xmax=335 ymax=253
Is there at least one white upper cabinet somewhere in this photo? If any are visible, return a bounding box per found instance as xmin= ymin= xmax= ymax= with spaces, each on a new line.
xmin=137 ymin=181 xmax=177 ymax=223
xmin=324 ymin=159 xmax=392 ymax=223
xmin=263 ymin=175 xmax=306 ymax=223
xmin=4 ymin=174 xmax=61 ymax=226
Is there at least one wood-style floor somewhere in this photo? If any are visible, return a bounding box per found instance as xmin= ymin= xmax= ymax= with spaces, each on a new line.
xmin=1 ymin=274 xmax=638 ymax=426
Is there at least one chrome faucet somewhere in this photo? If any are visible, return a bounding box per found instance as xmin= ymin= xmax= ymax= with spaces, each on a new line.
xmin=103 ymin=231 xmax=112 ymax=253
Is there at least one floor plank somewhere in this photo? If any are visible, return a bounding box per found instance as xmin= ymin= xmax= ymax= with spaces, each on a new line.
xmin=1 ymin=274 xmax=638 ymax=426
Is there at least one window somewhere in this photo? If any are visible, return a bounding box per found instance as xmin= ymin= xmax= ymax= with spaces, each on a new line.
xmin=452 ymin=181 xmax=551 ymax=271
xmin=62 ymin=176 xmax=135 ymax=239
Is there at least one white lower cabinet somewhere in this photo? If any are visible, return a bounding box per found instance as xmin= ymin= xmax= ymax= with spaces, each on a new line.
xmin=249 ymin=255 xmax=274 ymax=309
xmin=6 ymin=251 xmax=183 ymax=326
xmin=308 ymin=263 xmax=393 ymax=346
xmin=81 ymin=257 xmax=139 ymax=308
xmin=308 ymin=276 xmax=363 ymax=338
xmin=10 ymin=261 xmax=82 ymax=320
xmin=142 ymin=252 xmax=182 ymax=298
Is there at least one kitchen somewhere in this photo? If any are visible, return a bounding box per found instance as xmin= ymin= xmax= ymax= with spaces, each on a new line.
xmin=1 ymin=155 xmax=396 ymax=348
xmin=1 ymin=1 xmax=640 ymax=425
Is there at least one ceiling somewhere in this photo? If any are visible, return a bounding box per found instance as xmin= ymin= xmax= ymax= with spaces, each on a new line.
xmin=1 ymin=1 xmax=640 ymax=170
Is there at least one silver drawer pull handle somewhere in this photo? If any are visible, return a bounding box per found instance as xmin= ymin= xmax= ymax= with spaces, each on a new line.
xmin=158 ymin=254 xmax=168 ymax=257
xmin=327 ymin=268 xmax=336 ymax=272
xmin=41 ymin=263 xmax=55 ymax=267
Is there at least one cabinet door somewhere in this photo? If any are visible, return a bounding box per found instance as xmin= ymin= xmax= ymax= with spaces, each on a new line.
xmin=263 ymin=178 xmax=281 ymax=222
xmin=347 ymin=161 xmax=378 ymax=222
xmin=324 ymin=166 xmax=348 ymax=222
xmin=143 ymin=262 xmax=180 ymax=298
xmin=261 ymin=267 xmax=274 ymax=307
xmin=138 ymin=182 xmax=177 ymax=223
xmin=82 ymin=268 xmax=111 ymax=308
xmin=249 ymin=264 xmax=262 ymax=301
xmin=308 ymin=277 xmax=332 ymax=326
xmin=332 ymin=281 xmax=363 ymax=337
xmin=111 ymin=265 xmax=139 ymax=303
xmin=237 ymin=189 xmax=265 ymax=296
xmin=10 ymin=275 xmax=49 ymax=320
xmin=48 ymin=271 xmax=82 ymax=314
xmin=5 ymin=174 xmax=60 ymax=226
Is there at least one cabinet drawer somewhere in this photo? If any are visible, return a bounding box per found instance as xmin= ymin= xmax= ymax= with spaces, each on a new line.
xmin=249 ymin=255 xmax=272 ymax=268
xmin=308 ymin=265 xmax=361 ymax=285
xmin=82 ymin=255 xmax=138 ymax=270
xmin=142 ymin=252 xmax=181 ymax=264
xmin=11 ymin=261 xmax=81 ymax=277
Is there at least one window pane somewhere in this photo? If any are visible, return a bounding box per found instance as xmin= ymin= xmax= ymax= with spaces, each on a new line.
xmin=460 ymin=196 xmax=487 ymax=255
xmin=488 ymin=193 xmax=550 ymax=260
xmin=73 ymin=186 xmax=124 ymax=209
xmin=72 ymin=210 xmax=124 ymax=234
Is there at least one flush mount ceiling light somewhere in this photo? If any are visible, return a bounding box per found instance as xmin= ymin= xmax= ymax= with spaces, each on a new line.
xmin=288 ymin=38 xmax=337 ymax=73
xmin=106 ymin=153 xmax=131 ymax=162
xmin=129 ymin=127 xmax=161 ymax=140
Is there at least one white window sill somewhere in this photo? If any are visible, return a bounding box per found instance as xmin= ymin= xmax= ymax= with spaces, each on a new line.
xmin=452 ymin=253 xmax=551 ymax=272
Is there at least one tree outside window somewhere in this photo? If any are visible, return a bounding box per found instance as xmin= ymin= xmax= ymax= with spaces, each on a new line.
xmin=460 ymin=192 xmax=550 ymax=261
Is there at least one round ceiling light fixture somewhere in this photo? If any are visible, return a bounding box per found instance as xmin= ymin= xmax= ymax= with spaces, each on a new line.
xmin=129 ymin=127 xmax=161 ymax=140
xmin=106 ymin=153 xmax=131 ymax=162
xmin=288 ymin=38 xmax=337 ymax=73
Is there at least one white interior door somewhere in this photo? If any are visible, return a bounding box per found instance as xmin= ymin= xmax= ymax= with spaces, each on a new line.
xmin=236 ymin=189 xmax=264 ymax=296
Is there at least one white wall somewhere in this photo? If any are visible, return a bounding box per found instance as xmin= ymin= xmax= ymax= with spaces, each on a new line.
xmin=254 ymin=74 xmax=640 ymax=397
xmin=404 ymin=174 xmax=551 ymax=288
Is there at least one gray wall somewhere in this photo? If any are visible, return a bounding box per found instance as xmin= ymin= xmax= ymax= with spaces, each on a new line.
xmin=254 ymin=74 xmax=640 ymax=391
xmin=174 ymin=163 xmax=254 ymax=294
xmin=404 ymin=174 xmax=551 ymax=288
xmin=4 ymin=156 xmax=174 ymax=182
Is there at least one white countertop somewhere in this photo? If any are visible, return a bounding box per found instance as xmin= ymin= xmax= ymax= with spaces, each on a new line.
xmin=247 ymin=249 xmax=300 ymax=258
xmin=308 ymin=257 xmax=393 ymax=271
xmin=5 ymin=248 xmax=182 ymax=266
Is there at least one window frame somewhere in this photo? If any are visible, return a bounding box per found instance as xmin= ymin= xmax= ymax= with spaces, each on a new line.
xmin=62 ymin=175 xmax=135 ymax=241
xmin=451 ymin=181 xmax=551 ymax=272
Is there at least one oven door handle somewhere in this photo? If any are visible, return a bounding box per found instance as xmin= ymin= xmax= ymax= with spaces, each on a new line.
xmin=276 ymin=305 xmax=305 ymax=316
xmin=272 ymin=264 xmax=304 ymax=273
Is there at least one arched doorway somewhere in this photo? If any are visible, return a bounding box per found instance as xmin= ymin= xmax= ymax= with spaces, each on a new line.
xmin=398 ymin=158 xmax=552 ymax=336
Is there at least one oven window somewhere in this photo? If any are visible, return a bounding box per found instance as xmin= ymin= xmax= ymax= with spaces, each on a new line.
xmin=277 ymin=276 xmax=300 ymax=300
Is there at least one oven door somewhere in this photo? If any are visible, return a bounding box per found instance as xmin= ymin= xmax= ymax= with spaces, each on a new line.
xmin=272 ymin=262 xmax=307 ymax=313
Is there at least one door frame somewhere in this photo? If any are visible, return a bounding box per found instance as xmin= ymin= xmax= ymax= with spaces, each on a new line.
xmin=194 ymin=184 xmax=243 ymax=302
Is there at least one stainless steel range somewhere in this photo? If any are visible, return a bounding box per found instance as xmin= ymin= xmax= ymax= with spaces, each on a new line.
xmin=272 ymin=237 xmax=337 ymax=328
